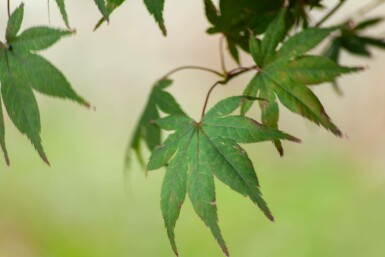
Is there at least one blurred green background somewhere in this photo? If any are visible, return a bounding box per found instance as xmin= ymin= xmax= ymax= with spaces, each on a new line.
xmin=1 ymin=1 xmax=385 ymax=256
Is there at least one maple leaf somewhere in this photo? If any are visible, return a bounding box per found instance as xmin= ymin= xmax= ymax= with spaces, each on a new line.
xmin=0 ymin=3 xmax=89 ymax=165
xmin=126 ymin=79 xmax=184 ymax=167
xmin=241 ymin=8 xmax=362 ymax=156
xmin=147 ymin=96 xmax=301 ymax=256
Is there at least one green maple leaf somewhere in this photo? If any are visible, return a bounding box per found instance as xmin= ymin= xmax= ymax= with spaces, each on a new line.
xmin=241 ymin=8 xmax=362 ymax=156
xmin=126 ymin=79 xmax=184 ymax=167
xmin=148 ymin=96 xmax=300 ymax=256
xmin=0 ymin=3 xmax=89 ymax=165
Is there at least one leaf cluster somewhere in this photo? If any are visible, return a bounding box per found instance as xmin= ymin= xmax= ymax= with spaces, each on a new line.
xmin=126 ymin=5 xmax=367 ymax=256
xmin=204 ymin=0 xmax=325 ymax=63
xmin=323 ymin=18 xmax=385 ymax=93
xmin=0 ymin=4 xmax=88 ymax=165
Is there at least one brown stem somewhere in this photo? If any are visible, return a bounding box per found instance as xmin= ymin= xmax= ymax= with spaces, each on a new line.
xmin=219 ymin=36 xmax=226 ymax=74
xmin=160 ymin=65 xmax=223 ymax=80
xmin=200 ymin=65 xmax=259 ymax=118
xmin=7 ymin=0 xmax=11 ymax=18
xmin=201 ymin=81 xmax=223 ymax=119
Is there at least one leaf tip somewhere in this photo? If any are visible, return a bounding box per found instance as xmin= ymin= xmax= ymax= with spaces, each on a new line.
xmin=5 ymin=157 xmax=10 ymax=166
xmin=41 ymin=154 xmax=50 ymax=166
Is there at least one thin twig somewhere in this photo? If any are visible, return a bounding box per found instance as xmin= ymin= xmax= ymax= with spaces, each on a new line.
xmin=200 ymin=65 xmax=259 ymax=118
xmin=7 ymin=0 xmax=11 ymax=18
xmin=201 ymin=81 xmax=223 ymax=119
xmin=219 ymin=36 xmax=227 ymax=74
xmin=48 ymin=0 xmax=51 ymax=24
xmin=315 ymin=0 xmax=347 ymax=27
xmin=160 ymin=65 xmax=223 ymax=80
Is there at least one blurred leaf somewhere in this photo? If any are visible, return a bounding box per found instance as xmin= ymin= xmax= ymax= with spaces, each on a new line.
xmin=0 ymin=3 xmax=88 ymax=164
xmin=355 ymin=17 xmax=383 ymax=31
xmin=127 ymin=79 xmax=184 ymax=167
xmin=148 ymin=96 xmax=299 ymax=256
xmin=322 ymin=18 xmax=385 ymax=93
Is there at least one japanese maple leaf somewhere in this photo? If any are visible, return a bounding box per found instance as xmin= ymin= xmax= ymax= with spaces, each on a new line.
xmin=147 ymin=96 xmax=301 ymax=256
xmin=241 ymin=9 xmax=362 ymax=156
xmin=0 ymin=3 xmax=88 ymax=165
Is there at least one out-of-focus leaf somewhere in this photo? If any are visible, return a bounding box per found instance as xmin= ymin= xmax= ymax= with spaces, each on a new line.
xmin=126 ymin=79 xmax=184 ymax=167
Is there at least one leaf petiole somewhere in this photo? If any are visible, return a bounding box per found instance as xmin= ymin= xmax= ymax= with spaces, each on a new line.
xmin=160 ymin=65 xmax=224 ymax=80
xmin=201 ymin=65 xmax=261 ymax=118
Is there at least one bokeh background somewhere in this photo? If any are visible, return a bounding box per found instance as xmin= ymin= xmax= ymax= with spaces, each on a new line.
xmin=0 ymin=1 xmax=384 ymax=256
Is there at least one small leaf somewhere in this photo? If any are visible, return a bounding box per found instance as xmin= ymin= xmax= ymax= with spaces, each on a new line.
xmin=340 ymin=35 xmax=371 ymax=56
xmin=186 ymin=131 xmax=229 ymax=256
xmin=258 ymin=84 xmax=283 ymax=156
xmin=355 ymin=17 xmax=383 ymax=31
xmin=276 ymin=27 xmax=337 ymax=60
xmin=143 ymin=0 xmax=167 ymax=36
xmin=249 ymin=36 xmax=263 ymax=66
xmin=260 ymin=8 xmax=288 ymax=65
xmin=268 ymin=55 xmax=362 ymax=85
xmin=11 ymin=27 xmax=73 ymax=52
xmin=204 ymin=0 xmax=219 ymax=25
xmin=160 ymin=129 xmax=193 ymax=256
xmin=127 ymin=79 xmax=184 ymax=167
xmin=9 ymin=52 xmax=89 ymax=106
xmin=6 ymin=3 xmax=24 ymax=41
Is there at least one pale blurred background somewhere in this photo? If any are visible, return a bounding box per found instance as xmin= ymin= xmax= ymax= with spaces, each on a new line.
xmin=0 ymin=1 xmax=384 ymax=256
